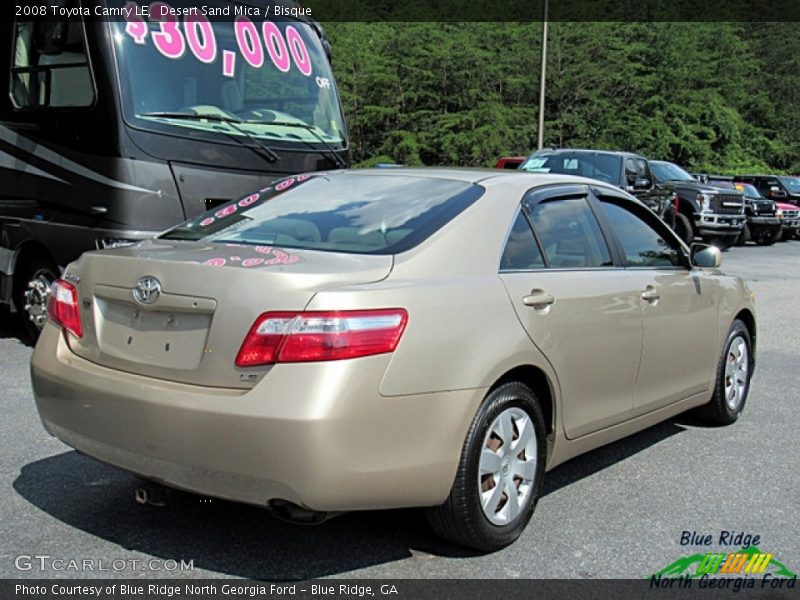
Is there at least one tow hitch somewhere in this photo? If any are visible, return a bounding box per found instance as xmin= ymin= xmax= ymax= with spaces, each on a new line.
xmin=134 ymin=482 xmax=170 ymax=507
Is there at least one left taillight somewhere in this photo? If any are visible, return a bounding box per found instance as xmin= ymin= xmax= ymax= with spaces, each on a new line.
xmin=47 ymin=279 xmax=83 ymax=338
xmin=235 ymin=309 xmax=408 ymax=367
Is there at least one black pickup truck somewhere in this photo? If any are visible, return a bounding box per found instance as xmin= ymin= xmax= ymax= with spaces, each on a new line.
xmin=700 ymin=176 xmax=781 ymax=245
xmin=650 ymin=162 xmax=745 ymax=248
xmin=517 ymin=149 xmax=677 ymax=227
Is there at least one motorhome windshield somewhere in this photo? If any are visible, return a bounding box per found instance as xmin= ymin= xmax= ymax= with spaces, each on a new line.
xmin=109 ymin=2 xmax=345 ymax=147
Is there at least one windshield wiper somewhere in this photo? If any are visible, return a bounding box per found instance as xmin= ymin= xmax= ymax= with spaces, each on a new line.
xmin=140 ymin=112 xmax=280 ymax=163
xmin=250 ymin=119 xmax=347 ymax=169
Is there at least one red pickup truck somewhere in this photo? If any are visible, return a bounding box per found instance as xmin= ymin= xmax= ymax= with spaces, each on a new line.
xmin=776 ymin=202 xmax=800 ymax=240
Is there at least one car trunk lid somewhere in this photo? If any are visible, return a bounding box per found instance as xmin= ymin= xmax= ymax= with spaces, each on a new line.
xmin=65 ymin=239 xmax=392 ymax=388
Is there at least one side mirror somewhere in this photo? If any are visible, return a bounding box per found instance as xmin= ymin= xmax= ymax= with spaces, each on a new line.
xmin=634 ymin=177 xmax=651 ymax=189
xmin=691 ymin=243 xmax=722 ymax=269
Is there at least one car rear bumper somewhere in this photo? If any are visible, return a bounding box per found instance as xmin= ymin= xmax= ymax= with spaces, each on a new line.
xmin=31 ymin=324 xmax=482 ymax=512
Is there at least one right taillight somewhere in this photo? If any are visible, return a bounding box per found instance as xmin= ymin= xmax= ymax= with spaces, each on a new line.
xmin=235 ymin=309 xmax=408 ymax=367
xmin=47 ymin=279 xmax=83 ymax=338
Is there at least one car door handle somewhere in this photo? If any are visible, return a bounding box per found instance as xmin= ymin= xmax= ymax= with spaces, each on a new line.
xmin=641 ymin=286 xmax=661 ymax=302
xmin=523 ymin=290 xmax=555 ymax=308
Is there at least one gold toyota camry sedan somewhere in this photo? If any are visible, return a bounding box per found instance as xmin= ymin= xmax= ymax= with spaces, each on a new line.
xmin=31 ymin=169 xmax=755 ymax=550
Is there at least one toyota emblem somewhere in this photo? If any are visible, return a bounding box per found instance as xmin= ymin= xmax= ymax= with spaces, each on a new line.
xmin=133 ymin=276 xmax=161 ymax=305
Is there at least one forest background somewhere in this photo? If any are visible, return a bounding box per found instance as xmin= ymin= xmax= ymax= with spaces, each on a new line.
xmin=323 ymin=23 xmax=799 ymax=173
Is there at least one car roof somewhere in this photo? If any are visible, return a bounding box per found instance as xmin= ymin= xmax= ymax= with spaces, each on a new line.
xmin=532 ymin=148 xmax=643 ymax=159
xmin=324 ymin=167 xmax=612 ymax=188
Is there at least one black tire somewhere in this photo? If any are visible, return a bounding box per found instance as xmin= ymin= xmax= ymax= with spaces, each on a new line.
xmin=674 ymin=212 xmax=694 ymax=245
xmin=426 ymin=381 xmax=546 ymax=551
xmin=12 ymin=255 xmax=59 ymax=344
xmin=781 ymin=228 xmax=795 ymax=241
xmin=703 ymin=319 xmax=752 ymax=426
xmin=735 ymin=223 xmax=750 ymax=246
xmin=754 ymin=229 xmax=778 ymax=246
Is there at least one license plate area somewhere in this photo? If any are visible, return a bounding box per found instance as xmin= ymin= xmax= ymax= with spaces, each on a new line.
xmin=95 ymin=299 xmax=211 ymax=370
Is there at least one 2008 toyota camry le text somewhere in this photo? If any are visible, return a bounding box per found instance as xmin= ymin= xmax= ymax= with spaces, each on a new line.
xmin=31 ymin=169 xmax=756 ymax=550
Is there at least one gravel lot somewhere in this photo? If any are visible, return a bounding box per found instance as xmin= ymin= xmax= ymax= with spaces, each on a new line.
xmin=1 ymin=242 xmax=798 ymax=580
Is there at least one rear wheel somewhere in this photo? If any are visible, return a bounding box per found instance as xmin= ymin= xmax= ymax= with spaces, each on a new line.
xmin=704 ymin=319 xmax=752 ymax=425
xmin=426 ymin=381 xmax=546 ymax=551
xmin=674 ymin=212 xmax=694 ymax=245
xmin=13 ymin=256 xmax=58 ymax=344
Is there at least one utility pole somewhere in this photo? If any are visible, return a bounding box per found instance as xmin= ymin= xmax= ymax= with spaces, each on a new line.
xmin=537 ymin=0 xmax=548 ymax=150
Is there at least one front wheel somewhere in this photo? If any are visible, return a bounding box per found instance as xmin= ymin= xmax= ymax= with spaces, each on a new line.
xmin=704 ymin=320 xmax=752 ymax=425
xmin=754 ymin=229 xmax=778 ymax=246
xmin=426 ymin=381 xmax=546 ymax=551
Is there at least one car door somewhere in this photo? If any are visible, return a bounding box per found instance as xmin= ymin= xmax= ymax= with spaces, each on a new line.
xmin=499 ymin=185 xmax=644 ymax=439
xmin=594 ymin=193 xmax=720 ymax=415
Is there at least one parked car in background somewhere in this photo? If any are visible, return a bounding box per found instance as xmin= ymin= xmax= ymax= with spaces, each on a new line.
xmin=31 ymin=169 xmax=755 ymax=551
xmin=0 ymin=10 xmax=347 ymax=341
xmin=517 ymin=149 xmax=677 ymax=228
xmin=734 ymin=175 xmax=800 ymax=206
xmin=495 ymin=156 xmax=526 ymax=170
xmin=650 ymin=162 xmax=745 ymax=248
xmin=775 ymin=202 xmax=800 ymax=241
xmin=728 ymin=182 xmax=782 ymax=246
xmin=698 ymin=176 xmax=782 ymax=247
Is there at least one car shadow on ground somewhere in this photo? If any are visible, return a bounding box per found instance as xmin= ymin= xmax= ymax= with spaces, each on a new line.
xmin=0 ymin=307 xmax=32 ymax=347
xmin=12 ymin=413 xmax=709 ymax=579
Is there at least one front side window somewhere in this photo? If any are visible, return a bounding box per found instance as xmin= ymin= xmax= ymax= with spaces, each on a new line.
xmin=528 ymin=198 xmax=612 ymax=268
xmin=161 ymin=174 xmax=484 ymax=255
xmin=600 ymin=201 xmax=682 ymax=267
xmin=11 ymin=20 xmax=94 ymax=108
xmin=111 ymin=2 xmax=345 ymax=147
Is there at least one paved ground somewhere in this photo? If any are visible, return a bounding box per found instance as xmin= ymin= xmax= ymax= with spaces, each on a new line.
xmin=1 ymin=242 xmax=798 ymax=580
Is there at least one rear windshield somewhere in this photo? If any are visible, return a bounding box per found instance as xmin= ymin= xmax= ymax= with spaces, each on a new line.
xmin=161 ymin=174 xmax=484 ymax=254
xmin=520 ymin=152 xmax=621 ymax=184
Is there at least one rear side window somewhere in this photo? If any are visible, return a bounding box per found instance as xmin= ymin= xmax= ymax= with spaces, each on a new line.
xmin=528 ymin=198 xmax=613 ymax=268
xmin=500 ymin=211 xmax=545 ymax=271
xmin=600 ymin=201 xmax=682 ymax=267
xmin=11 ymin=20 xmax=94 ymax=108
xmin=161 ymin=174 xmax=485 ymax=255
